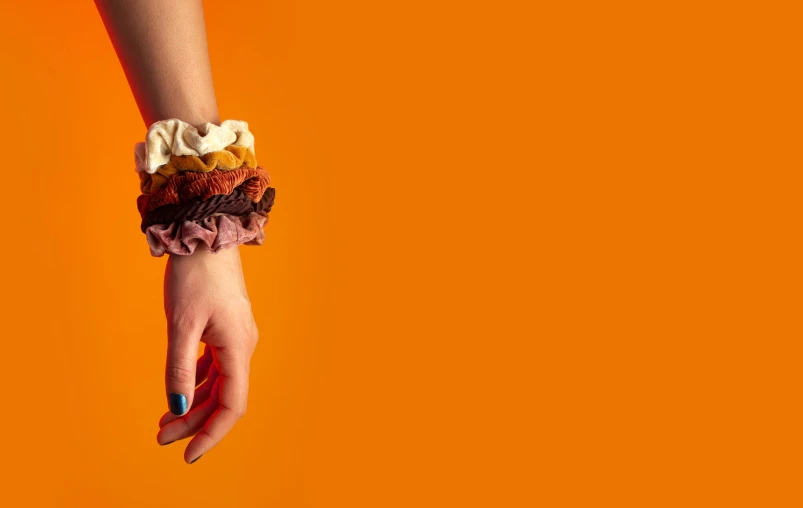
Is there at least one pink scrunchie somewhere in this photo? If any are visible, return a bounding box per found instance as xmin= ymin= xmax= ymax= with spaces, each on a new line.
xmin=145 ymin=212 xmax=268 ymax=257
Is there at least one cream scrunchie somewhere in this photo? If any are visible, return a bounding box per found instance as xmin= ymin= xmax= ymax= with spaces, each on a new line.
xmin=134 ymin=119 xmax=255 ymax=174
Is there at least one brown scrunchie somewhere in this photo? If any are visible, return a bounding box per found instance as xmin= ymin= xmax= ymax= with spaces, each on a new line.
xmin=140 ymin=187 xmax=276 ymax=232
xmin=137 ymin=166 xmax=271 ymax=216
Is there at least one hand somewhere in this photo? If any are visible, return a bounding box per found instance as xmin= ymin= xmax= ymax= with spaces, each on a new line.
xmin=155 ymin=245 xmax=259 ymax=464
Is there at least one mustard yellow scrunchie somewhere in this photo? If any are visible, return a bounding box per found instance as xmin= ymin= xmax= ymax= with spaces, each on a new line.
xmin=140 ymin=145 xmax=257 ymax=195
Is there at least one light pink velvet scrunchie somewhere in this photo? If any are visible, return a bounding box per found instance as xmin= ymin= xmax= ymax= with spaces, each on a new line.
xmin=145 ymin=212 xmax=268 ymax=257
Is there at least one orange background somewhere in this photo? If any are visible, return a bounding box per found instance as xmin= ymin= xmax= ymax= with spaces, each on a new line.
xmin=0 ymin=1 xmax=798 ymax=506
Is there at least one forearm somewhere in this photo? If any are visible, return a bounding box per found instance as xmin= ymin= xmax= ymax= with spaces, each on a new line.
xmin=94 ymin=0 xmax=219 ymax=127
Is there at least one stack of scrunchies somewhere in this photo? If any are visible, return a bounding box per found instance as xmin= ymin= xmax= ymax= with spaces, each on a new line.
xmin=135 ymin=119 xmax=275 ymax=257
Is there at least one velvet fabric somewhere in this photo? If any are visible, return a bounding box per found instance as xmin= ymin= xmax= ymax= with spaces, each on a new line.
xmin=141 ymin=187 xmax=276 ymax=232
xmin=135 ymin=119 xmax=254 ymax=174
xmin=145 ymin=212 xmax=268 ymax=257
xmin=139 ymin=146 xmax=257 ymax=194
xmin=137 ymin=166 xmax=271 ymax=216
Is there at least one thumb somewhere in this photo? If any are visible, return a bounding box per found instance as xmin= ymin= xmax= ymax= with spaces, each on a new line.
xmin=166 ymin=318 xmax=204 ymax=416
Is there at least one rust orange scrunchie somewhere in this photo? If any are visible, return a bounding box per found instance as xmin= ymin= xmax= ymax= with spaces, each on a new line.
xmin=139 ymin=145 xmax=257 ymax=195
xmin=138 ymin=166 xmax=272 ymax=216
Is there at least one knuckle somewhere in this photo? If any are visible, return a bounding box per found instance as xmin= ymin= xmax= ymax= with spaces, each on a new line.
xmin=166 ymin=365 xmax=195 ymax=384
xmin=248 ymin=323 xmax=260 ymax=347
xmin=222 ymin=404 xmax=246 ymax=419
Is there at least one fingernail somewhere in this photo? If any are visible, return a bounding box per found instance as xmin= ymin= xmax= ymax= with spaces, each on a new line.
xmin=190 ymin=455 xmax=203 ymax=464
xmin=168 ymin=393 xmax=188 ymax=415
xmin=161 ymin=440 xmax=175 ymax=446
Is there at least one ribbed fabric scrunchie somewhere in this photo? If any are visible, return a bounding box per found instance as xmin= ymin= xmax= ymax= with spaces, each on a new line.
xmin=138 ymin=166 xmax=271 ymax=215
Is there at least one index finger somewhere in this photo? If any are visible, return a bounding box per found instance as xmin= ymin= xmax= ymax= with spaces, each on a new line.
xmin=183 ymin=344 xmax=250 ymax=463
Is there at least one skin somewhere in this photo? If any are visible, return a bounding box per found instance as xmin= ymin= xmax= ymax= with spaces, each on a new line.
xmin=95 ymin=0 xmax=258 ymax=464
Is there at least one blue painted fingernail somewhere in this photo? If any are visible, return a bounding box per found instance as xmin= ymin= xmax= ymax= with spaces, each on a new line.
xmin=190 ymin=455 xmax=203 ymax=464
xmin=168 ymin=393 xmax=188 ymax=415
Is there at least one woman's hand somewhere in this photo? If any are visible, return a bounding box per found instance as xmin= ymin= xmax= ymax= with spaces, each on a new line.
xmin=155 ymin=245 xmax=259 ymax=464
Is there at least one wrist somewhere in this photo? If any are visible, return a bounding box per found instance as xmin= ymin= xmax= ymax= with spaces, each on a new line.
xmin=169 ymin=243 xmax=241 ymax=267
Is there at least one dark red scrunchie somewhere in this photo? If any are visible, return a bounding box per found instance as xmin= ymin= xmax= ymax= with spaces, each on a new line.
xmin=140 ymin=187 xmax=276 ymax=232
